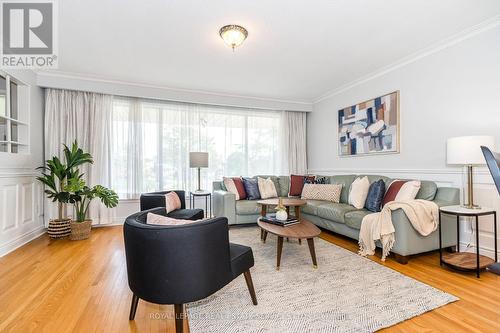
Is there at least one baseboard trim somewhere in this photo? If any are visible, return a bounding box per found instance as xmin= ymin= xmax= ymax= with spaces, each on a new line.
xmin=0 ymin=225 xmax=46 ymax=257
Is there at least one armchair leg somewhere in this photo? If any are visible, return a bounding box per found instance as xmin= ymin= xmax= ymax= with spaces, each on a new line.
xmin=129 ymin=294 xmax=139 ymax=320
xmin=243 ymin=270 xmax=258 ymax=305
xmin=174 ymin=304 xmax=185 ymax=333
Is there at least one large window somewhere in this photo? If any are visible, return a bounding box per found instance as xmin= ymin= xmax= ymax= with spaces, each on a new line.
xmin=110 ymin=98 xmax=282 ymax=198
xmin=0 ymin=74 xmax=28 ymax=154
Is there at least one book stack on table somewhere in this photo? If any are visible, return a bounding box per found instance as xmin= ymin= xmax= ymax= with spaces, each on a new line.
xmin=259 ymin=214 xmax=300 ymax=227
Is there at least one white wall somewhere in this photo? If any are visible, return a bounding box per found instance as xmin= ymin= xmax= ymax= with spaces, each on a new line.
xmin=308 ymin=25 xmax=500 ymax=258
xmin=0 ymin=70 xmax=45 ymax=257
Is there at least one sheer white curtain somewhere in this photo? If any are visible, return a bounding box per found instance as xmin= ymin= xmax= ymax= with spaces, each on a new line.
xmin=110 ymin=98 xmax=283 ymax=198
xmin=44 ymin=89 xmax=114 ymax=225
xmin=280 ymin=111 xmax=307 ymax=174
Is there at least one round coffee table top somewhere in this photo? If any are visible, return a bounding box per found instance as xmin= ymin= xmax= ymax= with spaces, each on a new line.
xmin=257 ymin=219 xmax=321 ymax=239
xmin=257 ymin=197 xmax=306 ymax=207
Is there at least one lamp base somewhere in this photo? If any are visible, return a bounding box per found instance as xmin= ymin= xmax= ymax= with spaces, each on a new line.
xmin=460 ymin=204 xmax=482 ymax=210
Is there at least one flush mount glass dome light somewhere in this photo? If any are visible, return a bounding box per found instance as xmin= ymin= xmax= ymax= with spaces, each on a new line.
xmin=219 ymin=25 xmax=248 ymax=50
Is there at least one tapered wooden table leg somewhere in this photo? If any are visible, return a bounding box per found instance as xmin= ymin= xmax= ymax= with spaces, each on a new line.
xmin=307 ymin=238 xmax=317 ymax=268
xmin=295 ymin=206 xmax=301 ymax=220
xmin=277 ymin=236 xmax=284 ymax=270
xmin=262 ymin=230 xmax=268 ymax=243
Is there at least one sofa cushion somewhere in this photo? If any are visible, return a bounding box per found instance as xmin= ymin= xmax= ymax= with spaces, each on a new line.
xmin=258 ymin=177 xmax=278 ymax=199
xmin=348 ymin=176 xmax=370 ymax=209
xmin=416 ymin=181 xmax=438 ymax=200
xmin=255 ymin=175 xmax=280 ymax=196
xmin=344 ymin=209 xmax=372 ymax=230
xmin=235 ymin=200 xmax=261 ymax=215
xmin=328 ymin=175 xmax=356 ymax=204
xmin=301 ymin=184 xmax=342 ymax=202
xmin=278 ymin=176 xmax=290 ymax=197
xmin=317 ymin=203 xmax=358 ymax=223
xmin=301 ymin=200 xmax=329 ymax=215
xmin=289 ymin=174 xmax=315 ymax=196
xmin=167 ymin=208 xmax=204 ymax=220
xmin=364 ymin=179 xmax=386 ymax=212
xmin=242 ymin=177 xmax=261 ymax=200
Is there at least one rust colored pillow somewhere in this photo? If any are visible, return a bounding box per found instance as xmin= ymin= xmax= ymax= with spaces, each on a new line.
xmin=223 ymin=177 xmax=247 ymax=200
xmin=382 ymin=180 xmax=407 ymax=206
xmin=289 ymin=174 xmax=315 ymax=197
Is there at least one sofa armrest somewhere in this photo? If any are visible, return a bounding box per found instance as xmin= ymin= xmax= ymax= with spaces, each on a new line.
xmin=213 ymin=190 xmax=236 ymax=224
xmin=433 ymin=187 xmax=460 ymax=207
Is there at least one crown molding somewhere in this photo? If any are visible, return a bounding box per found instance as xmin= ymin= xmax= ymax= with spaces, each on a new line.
xmin=314 ymin=14 xmax=500 ymax=103
xmin=36 ymin=70 xmax=313 ymax=112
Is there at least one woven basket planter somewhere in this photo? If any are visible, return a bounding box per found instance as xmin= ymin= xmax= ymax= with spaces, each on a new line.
xmin=70 ymin=220 xmax=92 ymax=240
xmin=47 ymin=219 xmax=71 ymax=238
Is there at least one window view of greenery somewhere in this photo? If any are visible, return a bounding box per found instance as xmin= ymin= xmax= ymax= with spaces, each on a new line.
xmin=110 ymin=98 xmax=281 ymax=198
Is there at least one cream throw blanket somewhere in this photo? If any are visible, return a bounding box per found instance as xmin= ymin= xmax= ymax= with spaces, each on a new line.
xmin=358 ymin=199 xmax=439 ymax=261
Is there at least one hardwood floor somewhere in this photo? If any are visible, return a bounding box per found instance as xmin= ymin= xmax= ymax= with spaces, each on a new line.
xmin=0 ymin=226 xmax=499 ymax=333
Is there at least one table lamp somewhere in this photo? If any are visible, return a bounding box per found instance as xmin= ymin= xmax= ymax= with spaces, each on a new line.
xmin=189 ymin=152 xmax=208 ymax=192
xmin=447 ymin=136 xmax=495 ymax=209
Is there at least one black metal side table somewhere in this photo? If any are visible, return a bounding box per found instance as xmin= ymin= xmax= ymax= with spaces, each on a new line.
xmin=439 ymin=205 xmax=497 ymax=278
xmin=190 ymin=191 xmax=212 ymax=218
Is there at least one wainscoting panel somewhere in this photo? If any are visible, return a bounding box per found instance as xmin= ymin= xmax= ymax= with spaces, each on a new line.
xmin=0 ymin=172 xmax=45 ymax=257
xmin=308 ymin=167 xmax=500 ymax=259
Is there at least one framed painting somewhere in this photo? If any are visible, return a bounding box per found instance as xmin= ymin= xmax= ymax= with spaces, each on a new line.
xmin=338 ymin=91 xmax=400 ymax=157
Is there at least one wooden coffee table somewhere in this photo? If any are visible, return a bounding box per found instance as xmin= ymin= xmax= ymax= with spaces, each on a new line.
xmin=257 ymin=198 xmax=306 ymax=220
xmin=257 ymin=218 xmax=321 ymax=270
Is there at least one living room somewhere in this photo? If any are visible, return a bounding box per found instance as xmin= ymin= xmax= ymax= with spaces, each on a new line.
xmin=0 ymin=1 xmax=499 ymax=332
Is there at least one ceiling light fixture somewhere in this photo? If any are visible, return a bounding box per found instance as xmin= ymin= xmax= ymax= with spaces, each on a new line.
xmin=219 ymin=25 xmax=248 ymax=51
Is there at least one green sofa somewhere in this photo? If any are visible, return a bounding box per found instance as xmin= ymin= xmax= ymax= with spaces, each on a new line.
xmin=213 ymin=174 xmax=459 ymax=263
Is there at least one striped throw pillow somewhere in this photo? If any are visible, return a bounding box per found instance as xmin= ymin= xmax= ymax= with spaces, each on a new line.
xmin=223 ymin=177 xmax=247 ymax=200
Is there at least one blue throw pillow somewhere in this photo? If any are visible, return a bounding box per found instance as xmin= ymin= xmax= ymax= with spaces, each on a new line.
xmin=242 ymin=177 xmax=261 ymax=200
xmin=364 ymin=179 xmax=386 ymax=212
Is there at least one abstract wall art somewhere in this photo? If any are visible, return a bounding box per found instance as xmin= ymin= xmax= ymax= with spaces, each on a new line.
xmin=338 ymin=91 xmax=399 ymax=157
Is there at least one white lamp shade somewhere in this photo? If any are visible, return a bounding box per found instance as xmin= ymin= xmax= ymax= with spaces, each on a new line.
xmin=189 ymin=152 xmax=208 ymax=168
xmin=447 ymin=136 xmax=495 ymax=165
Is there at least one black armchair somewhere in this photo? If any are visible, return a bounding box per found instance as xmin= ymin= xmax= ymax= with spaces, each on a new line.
xmin=140 ymin=190 xmax=204 ymax=220
xmin=123 ymin=208 xmax=257 ymax=333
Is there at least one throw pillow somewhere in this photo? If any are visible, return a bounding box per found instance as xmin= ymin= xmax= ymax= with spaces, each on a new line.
xmin=382 ymin=180 xmax=407 ymax=206
xmin=258 ymin=177 xmax=278 ymax=199
xmin=301 ymin=184 xmax=342 ymax=202
xmin=395 ymin=180 xmax=421 ymax=202
xmin=165 ymin=191 xmax=181 ymax=213
xmin=364 ymin=179 xmax=386 ymax=212
xmin=242 ymin=177 xmax=261 ymax=200
xmin=223 ymin=177 xmax=247 ymax=200
xmin=348 ymin=176 xmax=370 ymax=209
xmin=289 ymin=174 xmax=315 ymax=196
xmin=147 ymin=212 xmax=200 ymax=225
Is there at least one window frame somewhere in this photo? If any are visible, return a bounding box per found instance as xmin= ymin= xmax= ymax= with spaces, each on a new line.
xmin=0 ymin=73 xmax=29 ymax=154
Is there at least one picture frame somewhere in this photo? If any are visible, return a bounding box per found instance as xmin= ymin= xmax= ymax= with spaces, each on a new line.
xmin=338 ymin=91 xmax=400 ymax=157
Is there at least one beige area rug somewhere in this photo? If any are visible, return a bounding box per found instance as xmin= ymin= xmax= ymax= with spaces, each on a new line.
xmin=187 ymin=226 xmax=457 ymax=333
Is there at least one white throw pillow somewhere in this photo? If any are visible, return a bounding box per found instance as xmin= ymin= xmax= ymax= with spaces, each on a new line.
xmin=258 ymin=177 xmax=278 ymax=199
xmin=348 ymin=176 xmax=370 ymax=209
xmin=395 ymin=180 xmax=421 ymax=202
xmin=301 ymin=184 xmax=342 ymax=203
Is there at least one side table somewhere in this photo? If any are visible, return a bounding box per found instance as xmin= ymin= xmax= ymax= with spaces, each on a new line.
xmin=190 ymin=191 xmax=212 ymax=218
xmin=439 ymin=205 xmax=497 ymax=278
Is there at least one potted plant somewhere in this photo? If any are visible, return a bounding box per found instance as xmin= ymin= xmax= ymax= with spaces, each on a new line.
xmin=37 ymin=142 xmax=93 ymax=238
xmin=65 ymin=175 xmax=119 ymax=240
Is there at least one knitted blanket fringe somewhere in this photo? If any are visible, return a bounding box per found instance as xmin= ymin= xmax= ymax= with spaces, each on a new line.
xmin=358 ymin=200 xmax=439 ymax=261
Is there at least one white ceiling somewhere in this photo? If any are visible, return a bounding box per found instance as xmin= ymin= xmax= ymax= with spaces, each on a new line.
xmin=46 ymin=0 xmax=500 ymax=102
